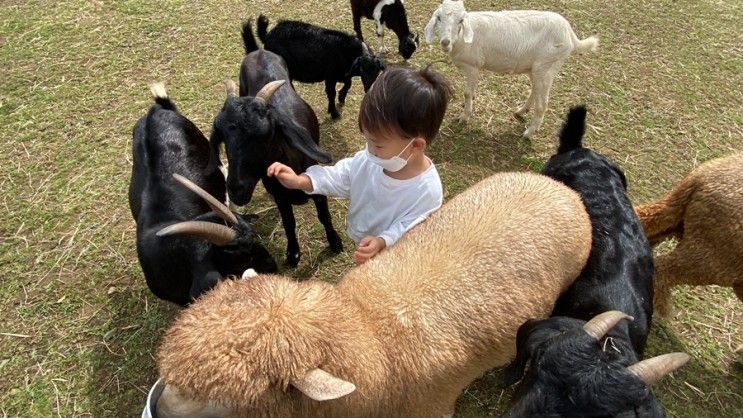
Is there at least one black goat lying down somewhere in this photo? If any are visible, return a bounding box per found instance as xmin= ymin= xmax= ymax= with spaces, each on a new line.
xmin=502 ymin=311 xmax=690 ymax=417
xmin=350 ymin=0 xmax=419 ymax=59
xmin=541 ymin=105 xmax=655 ymax=356
xmin=212 ymin=44 xmax=342 ymax=266
xmin=130 ymin=84 xmax=277 ymax=306
xmin=254 ymin=14 xmax=385 ymax=119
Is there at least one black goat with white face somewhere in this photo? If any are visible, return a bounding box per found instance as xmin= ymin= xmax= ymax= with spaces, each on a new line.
xmin=212 ymin=43 xmax=342 ymax=266
xmin=541 ymin=105 xmax=655 ymax=356
xmin=129 ymin=84 xmax=277 ymax=306
xmin=254 ymin=15 xmax=385 ymax=119
xmin=350 ymin=0 xmax=419 ymax=59
xmin=502 ymin=311 xmax=689 ymax=417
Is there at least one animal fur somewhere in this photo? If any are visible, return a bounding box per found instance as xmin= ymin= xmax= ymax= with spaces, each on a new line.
xmin=635 ymin=153 xmax=743 ymax=316
xmin=155 ymin=171 xmax=592 ymax=417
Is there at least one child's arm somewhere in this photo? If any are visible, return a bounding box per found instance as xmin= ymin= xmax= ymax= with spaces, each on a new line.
xmin=303 ymin=155 xmax=355 ymax=199
xmin=267 ymin=162 xmax=314 ymax=192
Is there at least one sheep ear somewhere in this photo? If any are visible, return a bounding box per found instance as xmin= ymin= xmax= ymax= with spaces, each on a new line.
xmin=424 ymin=12 xmax=438 ymax=44
xmin=290 ymin=368 xmax=356 ymax=401
xmin=462 ymin=14 xmax=474 ymax=43
xmin=278 ymin=118 xmax=332 ymax=164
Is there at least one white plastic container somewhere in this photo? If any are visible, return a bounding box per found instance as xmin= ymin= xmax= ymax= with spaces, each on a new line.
xmin=142 ymin=378 xmax=165 ymax=418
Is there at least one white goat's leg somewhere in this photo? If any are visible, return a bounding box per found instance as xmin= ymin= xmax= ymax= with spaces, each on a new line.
xmin=523 ymin=68 xmax=557 ymax=138
xmin=376 ymin=22 xmax=387 ymax=54
xmin=514 ymin=73 xmax=535 ymax=120
xmin=458 ymin=66 xmax=479 ymax=123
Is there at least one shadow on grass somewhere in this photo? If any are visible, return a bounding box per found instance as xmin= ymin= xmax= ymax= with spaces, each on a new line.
xmin=85 ymin=287 xmax=179 ymax=417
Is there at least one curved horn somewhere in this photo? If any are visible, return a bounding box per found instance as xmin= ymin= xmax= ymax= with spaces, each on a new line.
xmin=361 ymin=42 xmax=370 ymax=55
xmin=172 ymin=174 xmax=238 ymax=225
xmin=583 ymin=310 xmax=634 ymax=341
xmin=225 ymin=79 xmax=238 ymax=97
xmin=290 ymin=368 xmax=356 ymax=401
xmin=627 ymin=353 xmax=690 ymax=385
xmin=157 ymin=221 xmax=236 ymax=246
xmin=255 ymin=79 xmax=286 ymax=104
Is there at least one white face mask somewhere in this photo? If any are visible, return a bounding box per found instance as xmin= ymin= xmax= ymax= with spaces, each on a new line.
xmin=365 ymin=139 xmax=415 ymax=172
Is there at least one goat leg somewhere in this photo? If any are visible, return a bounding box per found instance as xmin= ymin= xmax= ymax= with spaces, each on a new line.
xmin=276 ymin=198 xmax=301 ymax=266
xmin=325 ymin=80 xmax=340 ymax=119
xmin=312 ymin=195 xmax=343 ymax=253
xmin=338 ymin=79 xmax=352 ymax=105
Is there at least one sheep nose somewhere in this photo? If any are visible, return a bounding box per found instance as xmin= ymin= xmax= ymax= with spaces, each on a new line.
xmin=441 ymin=39 xmax=450 ymax=47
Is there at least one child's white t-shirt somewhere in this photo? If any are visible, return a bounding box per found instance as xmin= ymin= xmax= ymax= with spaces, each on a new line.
xmin=304 ymin=150 xmax=443 ymax=246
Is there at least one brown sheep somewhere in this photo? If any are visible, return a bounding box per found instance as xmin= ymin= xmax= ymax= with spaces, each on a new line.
xmin=635 ymin=153 xmax=743 ymax=316
xmin=151 ymin=171 xmax=592 ymax=418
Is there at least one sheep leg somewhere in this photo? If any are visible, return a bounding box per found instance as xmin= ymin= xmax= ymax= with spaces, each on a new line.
xmin=276 ymin=198 xmax=301 ymax=266
xmin=311 ymin=195 xmax=344 ymax=253
xmin=514 ymin=73 xmax=535 ymax=120
xmin=325 ymin=80 xmax=340 ymax=119
xmin=523 ymin=66 xmax=557 ymax=138
xmin=457 ymin=65 xmax=479 ymax=123
xmin=338 ymin=78 xmax=352 ymax=105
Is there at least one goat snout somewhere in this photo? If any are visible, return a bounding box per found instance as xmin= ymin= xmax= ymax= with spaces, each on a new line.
xmin=440 ymin=39 xmax=452 ymax=52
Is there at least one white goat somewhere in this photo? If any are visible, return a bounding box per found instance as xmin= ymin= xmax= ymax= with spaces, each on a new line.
xmin=424 ymin=0 xmax=599 ymax=138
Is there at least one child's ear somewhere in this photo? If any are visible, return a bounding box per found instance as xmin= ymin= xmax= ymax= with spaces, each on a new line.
xmin=412 ymin=137 xmax=427 ymax=149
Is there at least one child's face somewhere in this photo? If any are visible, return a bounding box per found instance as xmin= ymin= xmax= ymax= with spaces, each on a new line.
xmin=363 ymin=130 xmax=422 ymax=160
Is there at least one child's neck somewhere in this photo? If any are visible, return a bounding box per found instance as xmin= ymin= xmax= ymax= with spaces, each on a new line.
xmin=384 ymin=152 xmax=430 ymax=180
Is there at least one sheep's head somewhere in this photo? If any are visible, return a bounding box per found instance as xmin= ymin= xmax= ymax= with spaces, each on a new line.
xmin=502 ymin=311 xmax=690 ymax=417
xmin=424 ymin=0 xmax=473 ymax=53
xmin=211 ymin=80 xmax=331 ymax=206
xmin=156 ymin=174 xmax=277 ymax=275
xmin=346 ymin=49 xmax=386 ymax=92
xmin=155 ymin=276 xmax=378 ymax=417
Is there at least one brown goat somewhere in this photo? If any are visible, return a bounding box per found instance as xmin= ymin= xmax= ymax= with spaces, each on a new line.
xmin=150 ymin=172 xmax=592 ymax=417
xmin=635 ymin=153 xmax=743 ymax=316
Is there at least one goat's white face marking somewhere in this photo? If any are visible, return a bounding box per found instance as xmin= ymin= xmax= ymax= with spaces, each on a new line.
xmin=426 ymin=1 xmax=471 ymax=52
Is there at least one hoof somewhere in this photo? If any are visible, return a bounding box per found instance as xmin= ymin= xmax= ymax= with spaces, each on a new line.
xmin=513 ymin=112 xmax=526 ymax=122
xmin=286 ymin=251 xmax=300 ymax=267
xmin=456 ymin=112 xmax=471 ymax=123
xmin=329 ymin=235 xmax=344 ymax=254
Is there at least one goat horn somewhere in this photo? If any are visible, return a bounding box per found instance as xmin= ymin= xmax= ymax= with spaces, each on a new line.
xmin=172 ymin=174 xmax=238 ymax=225
xmin=627 ymin=353 xmax=690 ymax=385
xmin=156 ymin=221 xmax=236 ymax=246
xmin=582 ymin=310 xmax=634 ymax=341
xmin=225 ymin=79 xmax=239 ymax=97
xmin=255 ymin=79 xmax=286 ymax=104
xmin=290 ymin=368 xmax=356 ymax=401
xmin=361 ymin=42 xmax=370 ymax=55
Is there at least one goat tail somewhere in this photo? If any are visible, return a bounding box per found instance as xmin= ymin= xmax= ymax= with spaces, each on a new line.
xmin=635 ymin=179 xmax=696 ymax=246
xmin=573 ymin=35 xmax=599 ymax=54
xmin=149 ymin=82 xmax=177 ymax=111
xmin=241 ymin=20 xmax=260 ymax=54
xmin=257 ymin=14 xmax=269 ymax=44
xmin=557 ymin=105 xmax=587 ymax=154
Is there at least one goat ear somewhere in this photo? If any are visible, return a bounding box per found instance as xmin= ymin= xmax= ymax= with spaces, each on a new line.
xmin=345 ymin=57 xmax=362 ymax=78
xmin=278 ymin=118 xmax=332 ymax=164
xmin=424 ymin=12 xmax=438 ymax=44
xmin=209 ymin=122 xmax=224 ymax=165
xmin=462 ymin=14 xmax=474 ymax=43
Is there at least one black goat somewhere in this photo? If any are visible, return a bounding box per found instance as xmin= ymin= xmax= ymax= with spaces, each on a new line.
xmin=255 ymin=14 xmax=385 ymax=119
xmin=503 ymin=311 xmax=689 ymax=417
xmin=541 ymin=105 xmax=655 ymax=356
xmin=129 ymin=84 xmax=277 ymax=306
xmin=212 ymin=35 xmax=343 ymax=266
xmin=350 ymin=0 xmax=419 ymax=59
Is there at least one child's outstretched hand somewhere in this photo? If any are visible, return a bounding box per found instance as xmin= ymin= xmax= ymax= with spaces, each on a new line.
xmin=353 ymin=236 xmax=386 ymax=265
xmin=267 ymin=162 xmax=312 ymax=191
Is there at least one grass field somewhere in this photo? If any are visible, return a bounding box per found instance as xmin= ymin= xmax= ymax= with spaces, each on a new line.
xmin=1 ymin=0 xmax=741 ymax=416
